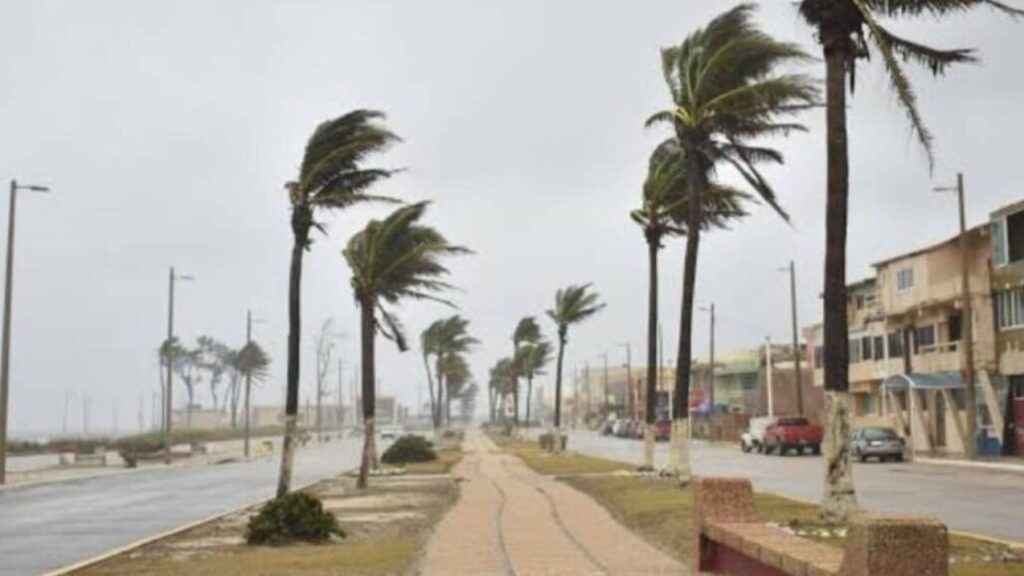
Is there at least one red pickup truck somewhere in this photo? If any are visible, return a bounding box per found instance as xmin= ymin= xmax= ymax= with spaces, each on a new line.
xmin=763 ymin=417 xmax=823 ymax=456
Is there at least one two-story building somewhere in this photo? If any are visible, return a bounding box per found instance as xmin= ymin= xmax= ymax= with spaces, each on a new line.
xmin=989 ymin=200 xmax=1024 ymax=456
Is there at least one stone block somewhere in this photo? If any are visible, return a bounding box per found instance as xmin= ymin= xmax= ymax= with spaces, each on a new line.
xmin=838 ymin=513 xmax=947 ymax=576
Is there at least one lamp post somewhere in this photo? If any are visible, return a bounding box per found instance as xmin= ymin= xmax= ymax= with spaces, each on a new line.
xmin=599 ymin=352 xmax=610 ymax=418
xmin=935 ymin=173 xmax=976 ymax=459
xmin=778 ymin=261 xmax=805 ymax=416
xmin=164 ymin=267 xmax=193 ymax=463
xmin=0 ymin=179 xmax=50 ymax=485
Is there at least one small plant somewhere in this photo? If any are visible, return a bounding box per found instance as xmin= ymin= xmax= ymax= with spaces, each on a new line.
xmin=538 ymin=432 xmax=567 ymax=451
xmin=381 ymin=434 xmax=437 ymax=465
xmin=246 ymin=492 xmax=344 ymax=545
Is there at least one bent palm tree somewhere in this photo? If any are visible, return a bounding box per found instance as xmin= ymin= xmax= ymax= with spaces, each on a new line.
xmin=427 ymin=316 xmax=478 ymax=428
xmin=648 ymin=4 xmax=816 ymax=485
xmin=344 ymin=201 xmax=469 ymax=488
xmin=442 ymin=352 xmax=472 ymax=423
xmin=796 ymin=0 xmax=1022 ymax=522
xmin=512 ymin=317 xmax=542 ymax=426
xmin=420 ymin=322 xmax=442 ymax=427
xmin=631 ymin=139 xmax=747 ymax=470
xmin=515 ymin=340 xmax=552 ymax=429
xmin=236 ymin=341 xmax=271 ymax=457
xmin=490 ymin=357 xmax=517 ymax=424
xmin=277 ymin=109 xmax=400 ymax=497
xmin=546 ymin=284 xmax=605 ymax=453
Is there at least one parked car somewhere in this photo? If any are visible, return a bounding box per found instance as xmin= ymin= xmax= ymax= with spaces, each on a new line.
xmin=850 ymin=426 xmax=905 ymax=462
xmin=763 ymin=417 xmax=823 ymax=456
xmin=380 ymin=427 xmax=402 ymax=441
xmin=653 ymin=419 xmax=672 ymax=442
xmin=740 ymin=416 xmax=778 ymax=453
xmin=612 ymin=419 xmax=630 ymax=438
xmin=632 ymin=421 xmax=646 ymax=440
xmin=622 ymin=420 xmax=638 ymax=439
xmin=600 ymin=420 xmax=615 ymax=436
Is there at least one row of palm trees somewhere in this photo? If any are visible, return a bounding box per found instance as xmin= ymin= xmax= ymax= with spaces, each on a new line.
xmin=420 ymin=315 xmax=478 ymax=429
xmin=275 ymin=111 xmax=469 ymax=495
xmin=637 ymin=1 xmax=1021 ymax=523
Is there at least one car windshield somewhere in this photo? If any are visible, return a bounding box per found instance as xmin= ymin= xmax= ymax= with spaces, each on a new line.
xmin=862 ymin=428 xmax=899 ymax=441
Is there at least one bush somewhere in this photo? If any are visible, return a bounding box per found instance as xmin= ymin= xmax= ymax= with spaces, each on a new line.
xmin=538 ymin=432 xmax=568 ymax=451
xmin=246 ymin=493 xmax=344 ymax=545
xmin=381 ymin=435 xmax=437 ymax=465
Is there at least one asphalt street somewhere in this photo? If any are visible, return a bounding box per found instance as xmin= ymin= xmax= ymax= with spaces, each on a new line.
xmin=0 ymin=438 xmax=365 ymax=576
xmin=567 ymin=431 xmax=1024 ymax=544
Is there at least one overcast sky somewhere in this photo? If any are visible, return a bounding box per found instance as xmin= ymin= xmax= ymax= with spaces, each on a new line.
xmin=2 ymin=0 xmax=1021 ymax=436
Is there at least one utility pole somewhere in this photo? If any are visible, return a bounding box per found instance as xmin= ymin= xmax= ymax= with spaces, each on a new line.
xmin=619 ymin=342 xmax=633 ymax=419
xmin=337 ymin=358 xmax=344 ymax=435
xmin=0 ymin=179 xmax=49 ymax=484
xmin=164 ymin=268 xmax=193 ymax=464
xmin=700 ymin=304 xmax=716 ymax=409
xmin=62 ymin=392 xmax=71 ymax=435
xmin=584 ymin=362 xmax=592 ymax=422
xmin=936 ymin=173 xmax=975 ymax=458
xmin=784 ymin=261 xmax=805 ymax=416
xmin=243 ymin=309 xmax=265 ymax=458
xmin=600 ymin=352 xmax=610 ymax=419
xmin=766 ymin=337 xmax=775 ymax=418
xmin=572 ymin=366 xmax=579 ymax=429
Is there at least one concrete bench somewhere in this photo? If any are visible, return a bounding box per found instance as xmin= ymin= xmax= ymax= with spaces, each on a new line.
xmin=694 ymin=477 xmax=948 ymax=576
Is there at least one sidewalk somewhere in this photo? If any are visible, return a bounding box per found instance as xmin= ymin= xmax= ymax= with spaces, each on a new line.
xmin=421 ymin=432 xmax=683 ymax=576
xmin=915 ymin=455 xmax=1024 ymax=474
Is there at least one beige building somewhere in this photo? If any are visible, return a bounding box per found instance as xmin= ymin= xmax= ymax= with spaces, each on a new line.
xmin=806 ymin=224 xmax=1003 ymax=456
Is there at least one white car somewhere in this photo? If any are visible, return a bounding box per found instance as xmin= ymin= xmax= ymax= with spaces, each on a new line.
xmin=740 ymin=416 xmax=778 ymax=453
xmin=379 ymin=427 xmax=402 ymax=441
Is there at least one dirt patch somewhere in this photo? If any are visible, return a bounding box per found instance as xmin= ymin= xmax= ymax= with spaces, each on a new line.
xmin=76 ymin=474 xmax=459 ymax=576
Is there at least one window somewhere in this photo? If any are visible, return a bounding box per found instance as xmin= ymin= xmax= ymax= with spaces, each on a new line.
xmin=993 ymin=217 xmax=1008 ymax=267
xmin=849 ymin=338 xmax=862 ymax=363
xmin=948 ymin=312 xmax=962 ymax=345
xmin=896 ymin=267 xmax=915 ymax=292
xmin=1009 ymin=210 xmax=1024 ymax=263
xmin=995 ymin=287 xmax=1024 ymax=330
xmin=887 ymin=332 xmax=904 ymax=358
xmin=914 ymin=325 xmax=936 ymax=354
xmin=861 ymin=336 xmax=873 ymax=361
xmin=873 ymin=336 xmax=884 ymax=360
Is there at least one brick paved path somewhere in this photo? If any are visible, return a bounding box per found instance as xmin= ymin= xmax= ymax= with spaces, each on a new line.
xmin=421 ymin=431 xmax=684 ymax=576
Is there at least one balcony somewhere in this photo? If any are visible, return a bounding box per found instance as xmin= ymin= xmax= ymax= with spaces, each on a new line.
xmin=913 ymin=342 xmax=962 ymax=373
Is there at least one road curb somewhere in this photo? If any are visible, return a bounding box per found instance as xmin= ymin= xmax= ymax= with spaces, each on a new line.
xmin=38 ymin=472 xmax=333 ymax=576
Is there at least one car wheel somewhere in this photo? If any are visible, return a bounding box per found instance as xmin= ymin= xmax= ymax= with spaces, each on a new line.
xmin=895 ymin=454 xmax=904 ymax=463
xmin=756 ymin=442 xmax=765 ymax=454
xmin=810 ymin=444 xmax=821 ymax=456
xmin=741 ymin=441 xmax=751 ymax=453
xmin=777 ymin=444 xmax=787 ymax=457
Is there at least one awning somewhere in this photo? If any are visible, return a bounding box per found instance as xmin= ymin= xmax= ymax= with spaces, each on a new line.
xmin=881 ymin=372 xmax=964 ymax=392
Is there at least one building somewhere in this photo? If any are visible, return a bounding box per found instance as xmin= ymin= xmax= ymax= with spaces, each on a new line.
xmin=988 ymin=200 xmax=1024 ymax=456
xmin=806 ymin=220 xmax=1008 ymax=456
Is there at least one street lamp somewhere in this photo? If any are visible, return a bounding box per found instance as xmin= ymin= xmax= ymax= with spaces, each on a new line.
xmin=163 ymin=267 xmax=194 ymax=463
xmin=777 ymin=261 xmax=805 ymax=416
xmin=0 ymin=179 xmax=50 ymax=485
xmin=935 ymin=173 xmax=976 ymax=459
xmin=618 ymin=342 xmax=633 ymax=419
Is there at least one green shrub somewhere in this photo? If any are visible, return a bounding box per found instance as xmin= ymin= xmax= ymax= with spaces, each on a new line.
xmin=381 ymin=435 xmax=437 ymax=465
xmin=538 ymin=432 xmax=568 ymax=451
xmin=246 ymin=493 xmax=344 ymax=545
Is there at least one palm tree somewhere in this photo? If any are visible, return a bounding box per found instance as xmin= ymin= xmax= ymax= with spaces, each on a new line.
xmin=429 ymin=316 xmax=478 ymax=429
xmin=631 ymin=139 xmax=747 ymax=470
xmin=514 ymin=340 xmax=552 ymax=428
xmin=236 ymin=341 xmax=270 ymax=457
xmin=489 ymin=357 xmax=517 ymax=424
xmin=546 ymin=284 xmax=605 ymax=453
xmin=442 ymin=352 xmax=472 ymax=424
xmin=796 ymin=0 xmax=1022 ymax=522
xmin=344 ymin=201 xmax=469 ymax=488
xmin=648 ymin=4 xmax=816 ymax=485
xmin=420 ymin=321 xmax=442 ymax=427
xmin=277 ymin=109 xmax=400 ymax=498
xmin=511 ymin=317 xmax=542 ymax=426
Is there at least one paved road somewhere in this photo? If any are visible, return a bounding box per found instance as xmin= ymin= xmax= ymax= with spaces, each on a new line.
xmin=567 ymin=431 xmax=1024 ymax=544
xmin=0 ymin=439 xmax=365 ymax=576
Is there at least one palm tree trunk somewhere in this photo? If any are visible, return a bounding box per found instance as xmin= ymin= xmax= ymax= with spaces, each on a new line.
xmin=821 ymin=32 xmax=857 ymax=522
xmin=669 ymin=140 xmax=705 ymax=486
xmin=644 ymin=234 xmax=660 ymax=470
xmin=552 ymin=328 xmax=567 ymax=454
xmin=423 ymin=353 xmax=437 ymax=429
xmin=357 ymin=296 xmax=378 ymax=489
xmin=277 ymin=210 xmax=308 ymax=498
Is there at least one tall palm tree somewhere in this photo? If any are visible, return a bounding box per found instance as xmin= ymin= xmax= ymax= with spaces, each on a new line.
xmin=442 ymin=352 xmax=472 ymax=424
xmin=277 ymin=109 xmax=400 ymax=497
xmin=512 ymin=317 xmax=542 ymax=426
xmin=344 ymin=201 xmax=468 ymax=488
xmin=631 ymin=139 xmax=748 ymax=470
xmin=514 ymin=340 xmax=552 ymax=428
xmin=490 ymin=357 xmax=517 ymax=424
xmin=796 ymin=0 xmax=1022 ymax=522
xmin=546 ymin=284 xmax=605 ymax=453
xmin=648 ymin=4 xmax=816 ymax=485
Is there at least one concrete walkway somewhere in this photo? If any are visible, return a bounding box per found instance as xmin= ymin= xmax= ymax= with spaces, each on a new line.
xmin=421 ymin=432 xmax=683 ymax=576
